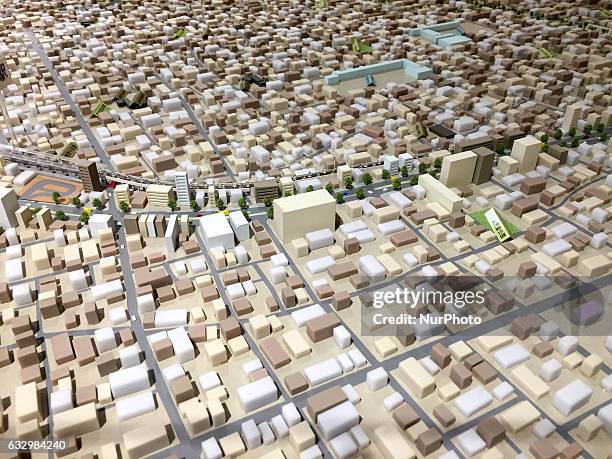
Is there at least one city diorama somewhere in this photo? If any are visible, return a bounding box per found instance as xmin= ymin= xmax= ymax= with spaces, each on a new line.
xmin=0 ymin=0 xmax=610 ymax=458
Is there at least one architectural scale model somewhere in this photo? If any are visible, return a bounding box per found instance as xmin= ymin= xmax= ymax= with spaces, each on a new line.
xmin=0 ymin=0 xmax=610 ymax=458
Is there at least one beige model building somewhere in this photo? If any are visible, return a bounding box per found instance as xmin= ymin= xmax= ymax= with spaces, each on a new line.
xmin=561 ymin=103 xmax=581 ymax=133
xmin=146 ymin=184 xmax=174 ymax=209
xmin=0 ymin=187 xmax=18 ymax=229
xmin=279 ymin=177 xmax=294 ymax=196
xmin=16 ymin=205 xmax=33 ymax=229
xmin=273 ymin=189 xmax=336 ymax=242
xmin=510 ymin=135 xmax=541 ymax=173
xmin=32 ymin=242 xmax=50 ymax=271
xmin=418 ymin=174 xmax=463 ymax=213
xmin=439 ymin=151 xmax=477 ymax=188
xmin=253 ymin=179 xmax=279 ymax=202
xmin=53 ymin=403 xmax=100 ymax=438
xmin=36 ymin=207 xmax=52 ymax=231
xmin=337 ymin=165 xmax=352 ymax=184
xmin=498 ymin=156 xmax=519 ymax=176
xmin=114 ymin=184 xmax=130 ymax=207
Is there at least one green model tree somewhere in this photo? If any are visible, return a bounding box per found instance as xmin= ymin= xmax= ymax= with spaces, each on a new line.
xmin=92 ymin=198 xmax=104 ymax=211
xmin=596 ymin=122 xmax=604 ymax=133
xmin=569 ymin=126 xmax=576 ymax=138
xmin=119 ymin=200 xmax=130 ymax=213
xmin=554 ymin=128 xmax=563 ymax=140
xmin=400 ymin=165 xmax=409 ymax=177
xmin=418 ymin=162 xmax=427 ymax=174
xmin=410 ymin=175 xmax=419 ymax=186
xmin=363 ymin=173 xmax=373 ymax=186
xmin=168 ymin=199 xmax=178 ymax=211
xmin=355 ymin=188 xmax=365 ymax=200
xmin=306 ymin=185 xmax=314 ymax=192
xmin=391 ymin=177 xmax=401 ymax=191
xmin=570 ymin=137 xmax=580 ymax=148
xmin=325 ymin=183 xmax=334 ymax=195
xmin=335 ymin=192 xmax=344 ymax=204
xmin=51 ymin=191 xmax=61 ymax=204
xmin=190 ymin=200 xmax=201 ymax=212
xmin=266 ymin=207 xmax=274 ymax=219
xmin=80 ymin=210 xmax=90 ymax=224
xmin=541 ymin=144 xmax=549 ymax=152
xmin=583 ymin=124 xmax=592 ymax=136
xmin=263 ymin=196 xmax=273 ymax=208
xmin=559 ymin=140 xmax=567 ymax=147
xmin=382 ymin=169 xmax=390 ymax=180
xmin=55 ymin=210 xmax=65 ymax=221
xmin=600 ymin=132 xmax=609 ymax=142
xmin=238 ymin=197 xmax=248 ymax=210
xmin=71 ymin=196 xmax=81 ymax=208
xmin=540 ymin=133 xmax=548 ymax=144
xmin=495 ymin=143 xmax=506 ymax=155
xmin=433 ymin=158 xmax=442 ymax=170
xmin=343 ymin=177 xmax=353 ymax=190
xmin=215 ymin=198 xmax=225 ymax=211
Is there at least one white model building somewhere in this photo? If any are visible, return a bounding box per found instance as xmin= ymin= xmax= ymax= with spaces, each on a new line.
xmin=174 ymin=172 xmax=191 ymax=208
xmin=165 ymin=214 xmax=179 ymax=252
xmin=383 ymin=155 xmax=399 ymax=176
xmin=229 ymin=211 xmax=249 ymax=241
xmin=88 ymin=213 xmax=115 ymax=236
xmin=197 ymin=213 xmax=235 ymax=249
xmin=0 ymin=188 xmax=18 ymax=229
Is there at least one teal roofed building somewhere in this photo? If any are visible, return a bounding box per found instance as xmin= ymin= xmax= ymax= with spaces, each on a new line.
xmin=323 ymin=59 xmax=433 ymax=86
xmin=409 ymin=20 xmax=471 ymax=50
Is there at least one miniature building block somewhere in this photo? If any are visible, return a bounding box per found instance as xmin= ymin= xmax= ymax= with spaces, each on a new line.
xmin=500 ymin=401 xmax=541 ymax=433
xmin=204 ymin=340 xmax=228 ymax=366
xmin=374 ymin=424 xmax=416 ymax=459
xmin=237 ymin=376 xmax=278 ymax=412
xmin=472 ymin=361 xmax=497 ymax=384
xmin=433 ymin=404 xmax=455 ymax=428
xmin=289 ymin=421 xmax=316 ymax=452
xmin=398 ymin=357 xmax=436 ymax=398
xmin=576 ymin=414 xmax=602 ymax=441
xmin=274 ymin=190 xmax=335 ymax=242
xmin=440 ymin=151 xmax=477 ymax=188
xmin=220 ymin=317 xmax=241 ymax=340
xmin=285 ymin=373 xmax=309 ymax=395
xmin=416 ymin=427 xmax=442 ymax=456
xmin=438 ymin=382 xmax=460 ymax=402
xmin=450 ymin=363 xmax=472 ymax=389
xmin=477 ymin=417 xmax=506 ymax=448
xmin=454 ymin=386 xmax=493 ymax=418
xmin=123 ymin=424 xmax=170 ymax=459
xmin=53 ymin=403 xmax=100 ymax=439
xmin=261 ymin=337 xmax=291 ymax=369
xmin=580 ymin=354 xmax=603 ymax=377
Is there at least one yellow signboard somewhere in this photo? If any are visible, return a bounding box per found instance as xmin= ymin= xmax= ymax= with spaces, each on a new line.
xmin=484 ymin=208 xmax=511 ymax=243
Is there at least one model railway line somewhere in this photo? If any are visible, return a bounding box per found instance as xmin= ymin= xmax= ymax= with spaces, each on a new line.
xmin=0 ymin=142 xmax=388 ymax=194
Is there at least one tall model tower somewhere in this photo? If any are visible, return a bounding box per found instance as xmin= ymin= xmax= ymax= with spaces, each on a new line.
xmin=0 ymin=188 xmax=19 ymax=229
xmin=174 ymin=172 xmax=191 ymax=208
xmin=561 ymin=103 xmax=581 ymax=133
